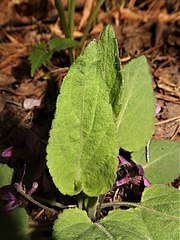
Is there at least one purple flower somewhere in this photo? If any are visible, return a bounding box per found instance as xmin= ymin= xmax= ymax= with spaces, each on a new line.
xmin=116 ymin=155 xmax=151 ymax=188
xmin=1 ymin=128 xmax=55 ymax=194
xmin=0 ymin=165 xmax=38 ymax=211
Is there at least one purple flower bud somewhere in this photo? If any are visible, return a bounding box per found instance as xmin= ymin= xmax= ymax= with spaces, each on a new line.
xmin=26 ymin=182 xmax=38 ymax=195
xmin=1 ymin=146 xmax=13 ymax=158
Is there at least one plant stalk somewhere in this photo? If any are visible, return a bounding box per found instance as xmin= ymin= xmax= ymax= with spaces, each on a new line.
xmin=55 ymin=0 xmax=69 ymax=37
xmin=14 ymin=183 xmax=57 ymax=214
xmin=101 ymin=201 xmax=140 ymax=209
xmin=68 ymin=0 xmax=75 ymax=63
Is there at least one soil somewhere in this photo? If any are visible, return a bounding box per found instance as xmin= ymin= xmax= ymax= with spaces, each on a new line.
xmin=0 ymin=0 xmax=179 ymax=238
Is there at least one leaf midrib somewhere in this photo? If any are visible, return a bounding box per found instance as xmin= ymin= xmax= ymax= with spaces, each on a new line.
xmin=143 ymin=149 xmax=178 ymax=170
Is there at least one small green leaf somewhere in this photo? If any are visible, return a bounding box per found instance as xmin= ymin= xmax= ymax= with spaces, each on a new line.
xmin=53 ymin=186 xmax=180 ymax=240
xmin=0 ymin=208 xmax=31 ymax=240
xmin=131 ymin=139 xmax=180 ymax=184
xmin=116 ymin=56 xmax=156 ymax=151
xmin=0 ymin=164 xmax=13 ymax=187
xmin=49 ymin=38 xmax=80 ymax=50
xmin=28 ymin=48 xmax=53 ymax=77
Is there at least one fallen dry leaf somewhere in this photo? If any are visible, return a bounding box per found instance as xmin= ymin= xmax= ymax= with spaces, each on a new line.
xmin=23 ymin=97 xmax=42 ymax=110
xmin=78 ymin=0 xmax=95 ymax=30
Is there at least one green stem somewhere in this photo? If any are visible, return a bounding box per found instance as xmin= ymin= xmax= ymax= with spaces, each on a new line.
xmin=80 ymin=0 xmax=105 ymax=49
xmin=101 ymin=201 xmax=139 ymax=209
xmin=68 ymin=0 xmax=75 ymax=63
xmin=34 ymin=196 xmax=77 ymax=209
xmin=55 ymin=0 xmax=69 ymax=37
xmin=77 ymin=192 xmax=84 ymax=210
xmin=68 ymin=0 xmax=75 ymax=39
xmin=86 ymin=197 xmax=98 ymax=222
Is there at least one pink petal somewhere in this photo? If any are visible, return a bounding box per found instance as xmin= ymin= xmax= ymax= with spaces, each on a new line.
xmin=116 ymin=176 xmax=130 ymax=186
xmin=0 ymin=186 xmax=16 ymax=201
xmin=1 ymin=200 xmax=21 ymax=211
xmin=118 ymin=155 xmax=131 ymax=166
xmin=2 ymin=146 xmax=13 ymax=158
xmin=143 ymin=176 xmax=151 ymax=187
xmin=155 ymin=103 xmax=161 ymax=116
xmin=23 ymin=98 xmax=42 ymax=110
xmin=27 ymin=182 xmax=38 ymax=195
xmin=137 ymin=164 xmax=144 ymax=176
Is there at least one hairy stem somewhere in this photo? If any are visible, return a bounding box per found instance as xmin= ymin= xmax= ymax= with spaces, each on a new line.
xmin=14 ymin=183 xmax=57 ymax=214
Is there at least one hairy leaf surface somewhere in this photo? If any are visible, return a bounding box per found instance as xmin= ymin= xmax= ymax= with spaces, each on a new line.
xmin=132 ymin=140 xmax=180 ymax=184
xmin=97 ymin=25 xmax=122 ymax=114
xmin=53 ymin=185 xmax=179 ymax=240
xmin=47 ymin=26 xmax=119 ymax=196
xmin=116 ymin=56 xmax=156 ymax=151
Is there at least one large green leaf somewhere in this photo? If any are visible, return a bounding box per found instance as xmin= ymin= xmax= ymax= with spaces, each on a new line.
xmin=0 ymin=164 xmax=13 ymax=187
xmin=131 ymin=139 xmax=180 ymax=184
xmin=53 ymin=185 xmax=180 ymax=240
xmin=47 ymin=26 xmax=118 ymax=196
xmin=116 ymin=56 xmax=156 ymax=151
xmin=0 ymin=208 xmax=31 ymax=240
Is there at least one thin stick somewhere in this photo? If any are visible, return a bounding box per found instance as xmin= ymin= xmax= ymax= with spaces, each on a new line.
xmin=155 ymin=116 xmax=180 ymax=125
xmin=34 ymin=196 xmax=77 ymax=209
xmin=14 ymin=183 xmax=57 ymax=214
xmin=170 ymin=125 xmax=180 ymax=140
xmin=146 ymin=140 xmax=151 ymax=163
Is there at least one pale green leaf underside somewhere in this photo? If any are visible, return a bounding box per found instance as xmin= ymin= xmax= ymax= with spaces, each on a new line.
xmin=131 ymin=139 xmax=180 ymax=184
xmin=53 ymin=185 xmax=180 ymax=240
xmin=116 ymin=56 xmax=156 ymax=151
xmin=0 ymin=208 xmax=31 ymax=240
xmin=0 ymin=164 xmax=13 ymax=187
xmin=47 ymin=25 xmax=119 ymax=196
